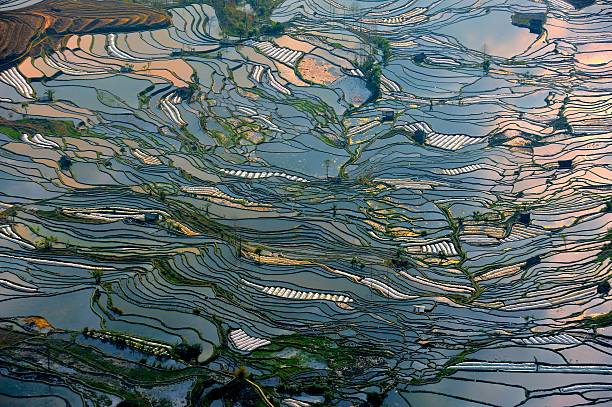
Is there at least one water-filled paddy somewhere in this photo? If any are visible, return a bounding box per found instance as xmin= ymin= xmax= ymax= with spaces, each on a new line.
xmin=0 ymin=0 xmax=610 ymax=405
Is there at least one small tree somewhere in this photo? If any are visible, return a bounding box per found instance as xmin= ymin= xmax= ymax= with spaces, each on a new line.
xmin=59 ymin=155 xmax=72 ymax=171
xmin=173 ymin=342 xmax=201 ymax=363
xmin=395 ymin=247 xmax=403 ymax=259
xmin=188 ymin=81 xmax=199 ymax=95
xmin=413 ymin=129 xmax=426 ymax=145
xmin=597 ymin=281 xmax=610 ymax=296
xmin=482 ymin=59 xmax=491 ymax=74
xmin=413 ymin=53 xmax=427 ymax=64
xmin=234 ymin=365 xmax=249 ymax=380
xmin=359 ymin=56 xmax=381 ymax=99
xmin=371 ymin=35 xmax=391 ymax=65
xmin=366 ymin=392 xmax=385 ymax=407
xmin=552 ymin=112 xmax=571 ymax=132
xmin=91 ymin=269 xmax=103 ymax=285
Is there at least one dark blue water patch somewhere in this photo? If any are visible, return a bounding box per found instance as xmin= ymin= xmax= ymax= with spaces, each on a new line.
xmin=0 ymin=371 xmax=82 ymax=407
xmin=0 ymin=288 xmax=100 ymax=331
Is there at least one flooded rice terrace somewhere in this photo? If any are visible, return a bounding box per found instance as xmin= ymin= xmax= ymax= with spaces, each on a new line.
xmin=0 ymin=0 xmax=611 ymax=405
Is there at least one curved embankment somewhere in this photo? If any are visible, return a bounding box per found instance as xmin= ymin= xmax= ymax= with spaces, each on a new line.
xmin=0 ymin=0 xmax=171 ymax=66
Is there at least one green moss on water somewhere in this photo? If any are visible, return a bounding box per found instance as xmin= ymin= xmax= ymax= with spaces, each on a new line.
xmin=0 ymin=125 xmax=21 ymax=140
xmin=288 ymin=99 xmax=335 ymax=125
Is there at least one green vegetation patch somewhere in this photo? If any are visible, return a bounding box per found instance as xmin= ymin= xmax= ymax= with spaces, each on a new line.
xmin=0 ymin=327 xmax=213 ymax=405
xmin=597 ymin=229 xmax=612 ymax=262
xmin=236 ymin=334 xmax=392 ymax=400
xmin=288 ymin=98 xmax=336 ymax=125
xmin=0 ymin=125 xmax=21 ymax=140
xmin=358 ymin=56 xmax=382 ymax=101
xmin=0 ymin=117 xmax=83 ymax=139
xmin=370 ymin=35 xmax=391 ymax=64
xmin=207 ymin=0 xmax=287 ymax=38
xmin=584 ymin=311 xmax=612 ymax=328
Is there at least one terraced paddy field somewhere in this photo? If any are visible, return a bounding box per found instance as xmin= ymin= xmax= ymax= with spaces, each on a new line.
xmin=0 ymin=0 xmax=171 ymax=66
xmin=0 ymin=0 xmax=610 ymax=405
